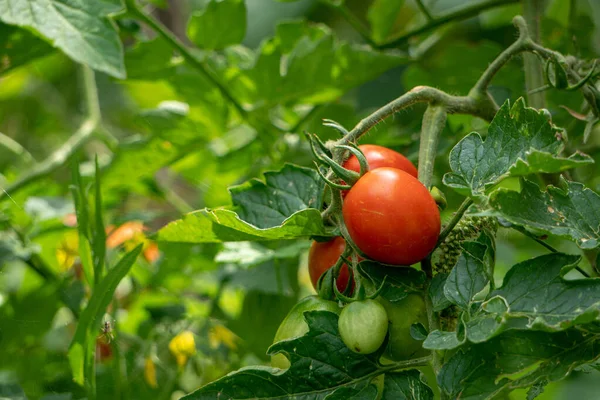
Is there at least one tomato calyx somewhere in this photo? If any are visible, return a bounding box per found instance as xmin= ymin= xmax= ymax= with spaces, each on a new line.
xmin=306 ymin=132 xmax=369 ymax=187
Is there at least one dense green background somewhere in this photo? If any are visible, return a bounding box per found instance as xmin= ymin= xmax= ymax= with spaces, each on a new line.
xmin=0 ymin=0 xmax=599 ymax=399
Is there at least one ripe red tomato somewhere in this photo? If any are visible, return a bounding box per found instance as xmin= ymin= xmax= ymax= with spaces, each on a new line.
xmin=308 ymin=237 xmax=352 ymax=293
xmin=342 ymin=168 xmax=440 ymax=265
xmin=343 ymin=144 xmax=417 ymax=178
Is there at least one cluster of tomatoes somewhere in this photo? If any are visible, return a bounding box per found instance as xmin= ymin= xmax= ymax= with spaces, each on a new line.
xmin=272 ymin=145 xmax=440 ymax=366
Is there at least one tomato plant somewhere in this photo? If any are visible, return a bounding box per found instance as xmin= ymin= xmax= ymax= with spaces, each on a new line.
xmin=343 ymin=168 xmax=441 ymax=265
xmin=308 ymin=237 xmax=352 ymax=293
xmin=338 ymin=299 xmax=389 ymax=354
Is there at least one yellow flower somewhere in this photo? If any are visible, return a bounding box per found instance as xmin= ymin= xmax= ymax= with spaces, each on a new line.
xmin=144 ymin=356 xmax=158 ymax=389
xmin=209 ymin=324 xmax=239 ymax=351
xmin=56 ymin=231 xmax=79 ymax=271
xmin=168 ymin=331 xmax=196 ymax=367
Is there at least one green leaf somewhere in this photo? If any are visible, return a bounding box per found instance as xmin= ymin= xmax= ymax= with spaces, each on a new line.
xmin=230 ymin=164 xmax=324 ymax=229
xmin=438 ymin=330 xmax=600 ymax=399
xmin=124 ymin=36 xmax=175 ymax=80
xmin=157 ymin=207 xmax=327 ymax=243
xmin=224 ymin=21 xmax=407 ymax=107
xmin=157 ymin=164 xmax=327 ymax=243
xmin=367 ymin=0 xmax=405 ymax=44
xmin=508 ymin=150 xmax=594 ymax=176
xmin=0 ymin=23 xmax=54 ymax=76
xmin=423 ymin=329 xmax=465 ymax=350
xmin=68 ymin=245 xmax=142 ymax=385
xmin=429 ymin=273 xmax=452 ymax=312
xmin=490 ymin=179 xmax=600 ymax=249
xmin=0 ymin=0 xmax=125 ymax=78
xmin=444 ymin=241 xmax=491 ymax=310
xmin=381 ymin=370 xmax=433 ymax=400
xmin=182 ymin=311 xmax=396 ymax=399
xmin=23 ymin=196 xmax=73 ymax=221
xmin=360 ymin=261 xmax=427 ymax=302
xmin=478 ymin=253 xmax=600 ymax=335
xmin=443 ymin=99 xmax=565 ymax=198
xmin=187 ymin=0 xmax=246 ymax=50
xmin=215 ymin=241 xmax=309 ymax=268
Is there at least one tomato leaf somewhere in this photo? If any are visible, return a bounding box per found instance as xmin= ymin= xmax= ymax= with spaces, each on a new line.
xmin=158 ymin=164 xmax=329 ymax=243
xmin=360 ymin=261 xmax=427 ymax=302
xmin=438 ymin=330 xmax=600 ymax=399
xmin=443 ymin=238 xmax=492 ymax=310
xmin=443 ymin=98 xmax=573 ymax=198
xmin=187 ymin=0 xmax=246 ymax=50
xmin=490 ymin=178 xmax=600 ymax=249
xmin=382 ymin=370 xmax=434 ymax=400
xmin=429 ymin=273 xmax=452 ymax=312
xmin=0 ymin=0 xmax=125 ymax=78
xmin=508 ymin=150 xmax=593 ymax=176
xmin=223 ymin=21 xmax=408 ymax=107
xmin=230 ymin=164 xmax=324 ymax=229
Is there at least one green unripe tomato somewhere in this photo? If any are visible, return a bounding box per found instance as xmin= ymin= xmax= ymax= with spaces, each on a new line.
xmin=379 ymin=294 xmax=429 ymax=361
xmin=338 ymin=299 xmax=388 ymax=354
xmin=271 ymin=296 xmax=341 ymax=369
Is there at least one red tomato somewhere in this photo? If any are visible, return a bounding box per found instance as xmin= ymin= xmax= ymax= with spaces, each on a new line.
xmin=308 ymin=237 xmax=352 ymax=293
xmin=342 ymin=168 xmax=440 ymax=265
xmin=343 ymin=144 xmax=417 ymax=177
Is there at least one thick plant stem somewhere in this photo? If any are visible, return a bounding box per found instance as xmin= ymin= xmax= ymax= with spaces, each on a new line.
xmin=522 ymin=0 xmax=547 ymax=109
xmin=0 ymin=65 xmax=100 ymax=203
xmin=418 ymin=105 xmax=447 ymax=189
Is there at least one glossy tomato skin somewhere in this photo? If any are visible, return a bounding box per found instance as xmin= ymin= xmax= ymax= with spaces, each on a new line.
xmin=378 ymin=294 xmax=429 ymax=361
xmin=343 ymin=144 xmax=418 ymax=178
xmin=308 ymin=237 xmax=351 ymax=293
xmin=338 ymin=299 xmax=388 ymax=354
xmin=342 ymin=168 xmax=441 ymax=265
xmin=271 ymin=296 xmax=341 ymax=369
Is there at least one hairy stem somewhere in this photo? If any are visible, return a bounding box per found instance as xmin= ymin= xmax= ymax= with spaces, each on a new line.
xmin=0 ymin=65 xmax=100 ymax=203
xmin=415 ymin=0 xmax=434 ymax=22
xmin=418 ymin=104 xmax=447 ymax=189
xmin=522 ymin=0 xmax=547 ymax=108
xmin=0 ymin=132 xmax=35 ymax=164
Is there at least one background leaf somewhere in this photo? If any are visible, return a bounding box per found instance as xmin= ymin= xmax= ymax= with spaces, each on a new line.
xmin=0 ymin=0 xmax=125 ymax=77
xmin=187 ymin=0 xmax=247 ymax=50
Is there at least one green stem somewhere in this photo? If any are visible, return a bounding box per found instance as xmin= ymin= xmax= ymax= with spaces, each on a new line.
xmin=379 ymin=0 xmax=520 ymax=49
xmin=0 ymin=65 xmax=100 ymax=203
xmin=418 ymin=104 xmax=447 ymax=189
xmin=436 ymin=198 xmax=473 ymax=246
xmin=126 ymin=0 xmax=247 ymax=119
xmin=522 ymin=0 xmax=547 ymax=109
xmin=424 ymin=282 xmax=443 ymax=377
xmin=0 ymin=132 xmax=35 ymax=164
